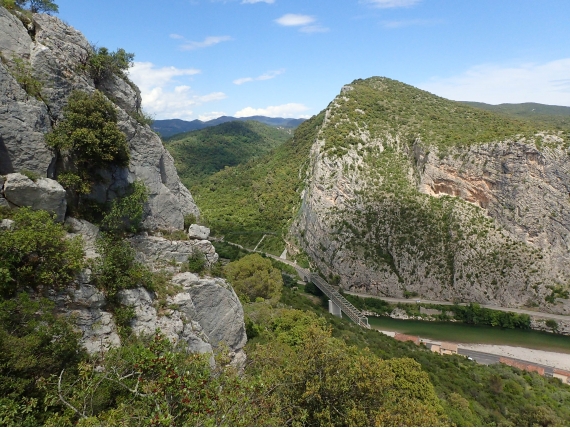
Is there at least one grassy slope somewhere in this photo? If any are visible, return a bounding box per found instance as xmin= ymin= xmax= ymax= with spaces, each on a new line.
xmin=462 ymin=101 xmax=570 ymax=130
xmin=164 ymin=120 xmax=292 ymax=187
xmin=190 ymin=113 xmax=324 ymax=255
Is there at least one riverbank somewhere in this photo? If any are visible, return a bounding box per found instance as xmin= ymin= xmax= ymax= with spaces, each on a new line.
xmin=458 ymin=343 xmax=570 ymax=371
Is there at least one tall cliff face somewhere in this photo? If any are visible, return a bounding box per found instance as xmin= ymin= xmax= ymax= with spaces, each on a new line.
xmin=0 ymin=7 xmax=198 ymax=230
xmin=291 ymin=77 xmax=570 ymax=314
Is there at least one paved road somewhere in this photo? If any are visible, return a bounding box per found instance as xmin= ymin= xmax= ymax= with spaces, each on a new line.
xmin=455 ymin=348 xmax=554 ymax=375
xmin=345 ymin=290 xmax=570 ymax=322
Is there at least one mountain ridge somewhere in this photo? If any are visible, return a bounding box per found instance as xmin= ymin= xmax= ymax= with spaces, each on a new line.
xmin=153 ymin=115 xmax=305 ymax=139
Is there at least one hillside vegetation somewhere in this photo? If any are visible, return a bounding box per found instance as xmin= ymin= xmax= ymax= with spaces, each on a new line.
xmin=164 ymin=120 xmax=291 ymax=186
xmin=290 ymin=77 xmax=570 ymax=308
xmin=462 ymin=101 xmax=570 ymax=130
xmin=154 ymin=116 xmax=304 ymax=138
xmin=190 ymin=113 xmax=324 ymax=255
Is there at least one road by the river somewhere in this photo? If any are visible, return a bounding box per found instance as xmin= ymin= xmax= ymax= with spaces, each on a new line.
xmin=345 ymin=290 xmax=570 ymax=322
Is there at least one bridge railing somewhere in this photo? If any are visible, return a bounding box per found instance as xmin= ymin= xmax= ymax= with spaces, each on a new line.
xmin=309 ymin=274 xmax=370 ymax=329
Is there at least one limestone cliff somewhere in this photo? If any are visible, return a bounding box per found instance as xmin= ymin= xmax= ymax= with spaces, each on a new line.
xmin=0 ymin=7 xmax=198 ymax=230
xmin=0 ymin=7 xmax=246 ymax=362
xmin=291 ymin=77 xmax=570 ymax=314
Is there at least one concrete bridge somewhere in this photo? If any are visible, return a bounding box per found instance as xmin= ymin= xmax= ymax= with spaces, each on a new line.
xmin=218 ymin=238 xmax=371 ymax=329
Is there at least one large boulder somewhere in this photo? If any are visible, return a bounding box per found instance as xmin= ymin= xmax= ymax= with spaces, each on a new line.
xmin=170 ymin=272 xmax=247 ymax=352
xmin=3 ymin=172 xmax=66 ymax=221
xmin=129 ymin=234 xmax=218 ymax=269
xmin=188 ymin=224 xmax=210 ymax=240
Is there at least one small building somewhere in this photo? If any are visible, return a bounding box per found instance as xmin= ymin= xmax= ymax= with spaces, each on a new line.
xmin=553 ymin=368 xmax=570 ymax=384
xmin=430 ymin=344 xmax=441 ymax=354
xmin=440 ymin=342 xmax=458 ymax=355
xmin=394 ymin=333 xmax=420 ymax=346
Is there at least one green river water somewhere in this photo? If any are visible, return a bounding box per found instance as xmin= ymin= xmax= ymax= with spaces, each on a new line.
xmin=367 ymin=316 xmax=570 ymax=354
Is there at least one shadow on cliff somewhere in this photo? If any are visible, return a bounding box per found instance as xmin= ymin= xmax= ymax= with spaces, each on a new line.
xmin=0 ymin=137 xmax=14 ymax=175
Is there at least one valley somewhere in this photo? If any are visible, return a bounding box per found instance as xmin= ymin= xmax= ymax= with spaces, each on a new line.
xmin=2 ymin=2 xmax=570 ymax=426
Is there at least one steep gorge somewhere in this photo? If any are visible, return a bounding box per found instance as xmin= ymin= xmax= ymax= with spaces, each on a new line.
xmin=291 ymin=77 xmax=570 ymax=314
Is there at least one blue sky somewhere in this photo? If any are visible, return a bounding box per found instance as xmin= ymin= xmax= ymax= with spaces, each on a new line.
xmin=55 ymin=0 xmax=570 ymax=120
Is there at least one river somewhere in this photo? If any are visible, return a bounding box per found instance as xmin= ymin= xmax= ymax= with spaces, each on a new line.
xmin=368 ymin=316 xmax=570 ymax=354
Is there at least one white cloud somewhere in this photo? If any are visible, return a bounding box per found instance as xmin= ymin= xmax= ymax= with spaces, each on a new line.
xmin=419 ymin=58 xmax=570 ymax=106
xmin=233 ymin=69 xmax=285 ymax=85
xmin=199 ymin=111 xmax=227 ymax=121
xmin=169 ymin=33 xmax=184 ymax=39
xmin=179 ymin=35 xmax=232 ymax=51
xmin=362 ymin=0 xmax=422 ymax=8
xmin=275 ymin=13 xmax=328 ymax=33
xmin=382 ymin=19 xmax=440 ymax=29
xmin=242 ymin=0 xmax=274 ymax=3
xmin=128 ymin=62 xmax=226 ymax=120
xmin=128 ymin=62 xmax=201 ymax=91
xmin=275 ymin=14 xmax=315 ymax=26
xmin=234 ymin=103 xmax=310 ymax=118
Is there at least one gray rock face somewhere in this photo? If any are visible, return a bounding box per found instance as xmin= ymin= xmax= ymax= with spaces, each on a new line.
xmin=292 ymin=89 xmax=570 ymax=314
xmin=129 ymin=234 xmax=218 ymax=269
xmin=0 ymin=61 xmax=53 ymax=177
xmin=0 ymin=8 xmax=31 ymax=59
xmin=188 ymin=224 xmax=210 ymax=240
xmin=0 ymin=6 xmax=199 ymax=229
xmin=53 ymin=284 xmax=121 ymax=354
xmin=4 ymin=172 xmax=66 ymax=221
xmin=170 ymin=272 xmax=247 ymax=351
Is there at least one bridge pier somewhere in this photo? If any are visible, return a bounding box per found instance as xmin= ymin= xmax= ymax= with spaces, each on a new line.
xmin=328 ymin=300 xmax=342 ymax=318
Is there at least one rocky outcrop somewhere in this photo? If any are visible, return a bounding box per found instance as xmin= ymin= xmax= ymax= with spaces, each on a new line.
xmin=291 ymin=78 xmax=570 ymax=314
xmin=188 ymin=224 xmax=210 ymax=240
xmin=57 ymin=218 xmax=243 ymax=359
xmin=116 ymin=273 xmax=246 ymax=357
xmin=129 ymin=234 xmax=218 ymax=269
xmin=0 ymin=6 xmax=198 ymax=229
xmin=2 ymin=172 xmax=66 ymax=221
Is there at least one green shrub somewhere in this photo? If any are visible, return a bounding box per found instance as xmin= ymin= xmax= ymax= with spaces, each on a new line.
xmin=85 ymin=46 xmax=134 ymax=85
xmin=186 ymin=250 xmax=206 ymax=274
xmin=224 ymin=253 xmax=283 ymax=302
xmin=46 ymin=90 xmax=130 ymax=198
xmin=131 ymin=109 xmax=154 ymax=126
xmin=0 ymin=293 xmax=82 ymax=426
xmin=18 ymin=169 xmax=40 ymax=181
xmin=183 ymin=214 xmax=197 ymax=230
xmin=0 ymin=208 xmax=84 ymax=296
xmin=100 ymin=181 xmax=148 ymax=234
xmin=12 ymin=0 xmax=58 ymax=13
xmin=8 ymin=56 xmax=43 ymax=99
xmin=92 ymin=234 xmax=152 ymax=301
xmin=545 ymin=319 xmax=558 ymax=331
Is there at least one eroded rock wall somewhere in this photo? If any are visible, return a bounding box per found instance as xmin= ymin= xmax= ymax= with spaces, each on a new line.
xmin=291 ymin=90 xmax=570 ymax=314
xmin=0 ymin=7 xmax=198 ymax=229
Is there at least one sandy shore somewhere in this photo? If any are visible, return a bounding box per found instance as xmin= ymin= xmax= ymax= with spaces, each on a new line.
xmin=457 ymin=343 xmax=570 ymax=371
xmin=377 ymin=330 xmax=570 ymax=371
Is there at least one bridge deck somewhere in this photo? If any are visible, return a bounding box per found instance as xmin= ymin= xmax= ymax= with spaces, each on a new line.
xmin=309 ymin=273 xmax=370 ymax=329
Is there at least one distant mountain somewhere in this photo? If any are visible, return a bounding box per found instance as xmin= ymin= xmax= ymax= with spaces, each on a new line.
xmin=461 ymin=102 xmax=570 ymax=129
xmin=164 ymin=120 xmax=292 ymax=188
xmin=153 ymin=116 xmax=305 ymax=138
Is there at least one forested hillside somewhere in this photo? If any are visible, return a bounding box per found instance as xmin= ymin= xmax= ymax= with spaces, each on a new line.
xmin=189 ymin=114 xmax=324 ymax=255
xmin=462 ymin=101 xmax=570 ymax=129
xmin=164 ymin=120 xmax=291 ymax=187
